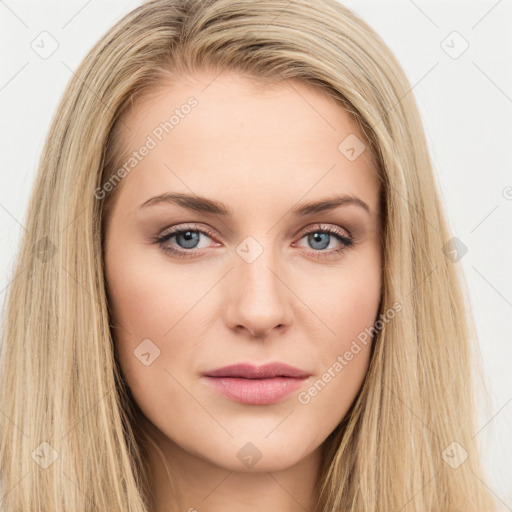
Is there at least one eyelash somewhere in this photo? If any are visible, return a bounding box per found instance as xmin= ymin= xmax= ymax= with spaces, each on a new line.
xmin=153 ymin=223 xmax=355 ymax=260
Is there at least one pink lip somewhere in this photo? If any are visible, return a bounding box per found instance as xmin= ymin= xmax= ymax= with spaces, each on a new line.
xmin=202 ymin=363 xmax=311 ymax=405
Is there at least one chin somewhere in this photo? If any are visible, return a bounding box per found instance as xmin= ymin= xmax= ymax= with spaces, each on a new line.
xmin=199 ymin=434 xmax=317 ymax=473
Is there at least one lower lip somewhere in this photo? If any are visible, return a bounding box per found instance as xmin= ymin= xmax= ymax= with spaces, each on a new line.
xmin=203 ymin=376 xmax=307 ymax=405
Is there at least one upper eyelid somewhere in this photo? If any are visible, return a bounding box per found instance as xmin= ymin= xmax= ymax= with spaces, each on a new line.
xmin=296 ymin=223 xmax=351 ymax=238
xmin=159 ymin=223 xmax=215 ymax=239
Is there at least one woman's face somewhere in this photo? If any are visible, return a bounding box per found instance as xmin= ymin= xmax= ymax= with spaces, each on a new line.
xmin=104 ymin=70 xmax=382 ymax=474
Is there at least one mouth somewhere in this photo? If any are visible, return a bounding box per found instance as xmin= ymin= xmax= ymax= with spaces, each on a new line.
xmin=202 ymin=362 xmax=311 ymax=405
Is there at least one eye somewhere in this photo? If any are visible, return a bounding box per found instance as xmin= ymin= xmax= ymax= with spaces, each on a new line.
xmin=294 ymin=223 xmax=354 ymax=259
xmin=152 ymin=223 xmax=354 ymax=259
xmin=154 ymin=223 xmax=218 ymax=259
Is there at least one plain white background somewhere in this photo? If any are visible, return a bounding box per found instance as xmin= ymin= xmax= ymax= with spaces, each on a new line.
xmin=1 ymin=0 xmax=511 ymax=508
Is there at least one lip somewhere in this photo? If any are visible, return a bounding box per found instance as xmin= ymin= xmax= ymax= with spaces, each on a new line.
xmin=202 ymin=363 xmax=311 ymax=405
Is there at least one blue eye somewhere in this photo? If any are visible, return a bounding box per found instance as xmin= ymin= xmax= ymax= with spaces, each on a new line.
xmin=301 ymin=230 xmax=351 ymax=252
xmin=154 ymin=223 xmax=354 ymax=259
xmin=170 ymin=230 xmax=201 ymax=249
xmin=154 ymin=224 xmax=216 ymax=258
xmin=293 ymin=224 xmax=354 ymax=259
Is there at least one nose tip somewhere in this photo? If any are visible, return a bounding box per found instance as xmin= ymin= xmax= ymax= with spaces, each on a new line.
xmin=235 ymin=322 xmax=285 ymax=339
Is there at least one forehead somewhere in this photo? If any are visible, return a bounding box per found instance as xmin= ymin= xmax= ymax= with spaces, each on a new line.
xmin=110 ymin=70 xmax=380 ymax=218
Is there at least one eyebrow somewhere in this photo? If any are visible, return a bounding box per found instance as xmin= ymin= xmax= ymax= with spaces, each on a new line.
xmin=139 ymin=192 xmax=372 ymax=216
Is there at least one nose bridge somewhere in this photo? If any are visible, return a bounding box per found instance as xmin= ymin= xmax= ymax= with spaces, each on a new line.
xmin=225 ymin=233 xmax=291 ymax=336
xmin=235 ymin=233 xmax=284 ymax=299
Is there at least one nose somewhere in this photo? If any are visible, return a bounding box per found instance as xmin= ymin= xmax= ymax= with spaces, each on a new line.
xmin=223 ymin=242 xmax=293 ymax=339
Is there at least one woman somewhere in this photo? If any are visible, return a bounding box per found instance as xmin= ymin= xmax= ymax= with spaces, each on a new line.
xmin=0 ymin=0 xmax=496 ymax=510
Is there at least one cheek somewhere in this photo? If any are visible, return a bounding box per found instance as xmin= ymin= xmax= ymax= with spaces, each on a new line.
xmin=299 ymin=247 xmax=382 ymax=357
xmin=105 ymin=238 xmax=198 ymax=338
xmin=297 ymin=250 xmax=381 ymax=410
xmin=104 ymin=240 xmax=193 ymax=389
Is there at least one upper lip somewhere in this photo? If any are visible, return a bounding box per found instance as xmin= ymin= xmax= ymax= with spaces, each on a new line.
xmin=203 ymin=362 xmax=311 ymax=379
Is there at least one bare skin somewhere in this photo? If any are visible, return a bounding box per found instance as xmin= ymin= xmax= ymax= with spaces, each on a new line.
xmin=104 ymin=70 xmax=382 ymax=512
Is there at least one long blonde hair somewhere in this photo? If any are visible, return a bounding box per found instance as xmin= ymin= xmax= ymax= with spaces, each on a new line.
xmin=0 ymin=0 xmax=496 ymax=510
